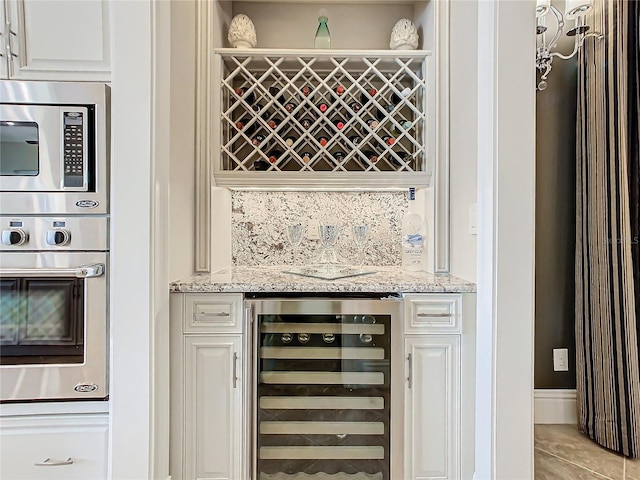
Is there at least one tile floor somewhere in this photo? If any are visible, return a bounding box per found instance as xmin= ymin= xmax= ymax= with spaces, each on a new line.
xmin=535 ymin=424 xmax=640 ymax=479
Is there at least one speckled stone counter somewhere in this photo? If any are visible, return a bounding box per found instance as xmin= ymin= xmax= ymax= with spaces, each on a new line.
xmin=170 ymin=266 xmax=476 ymax=294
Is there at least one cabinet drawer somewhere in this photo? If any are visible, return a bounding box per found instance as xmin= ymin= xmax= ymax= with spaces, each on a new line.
xmin=0 ymin=414 xmax=108 ymax=480
xmin=183 ymin=293 xmax=243 ymax=333
xmin=404 ymin=294 xmax=462 ymax=334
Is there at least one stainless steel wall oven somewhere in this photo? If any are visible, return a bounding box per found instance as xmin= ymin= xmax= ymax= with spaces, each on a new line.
xmin=0 ymin=81 xmax=110 ymax=403
xmin=247 ymin=296 xmax=404 ymax=480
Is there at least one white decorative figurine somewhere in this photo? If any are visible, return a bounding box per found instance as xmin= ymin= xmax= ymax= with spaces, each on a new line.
xmin=390 ymin=18 xmax=419 ymax=50
xmin=228 ymin=14 xmax=257 ymax=49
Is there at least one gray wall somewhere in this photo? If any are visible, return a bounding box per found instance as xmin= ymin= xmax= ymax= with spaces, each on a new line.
xmin=535 ymin=16 xmax=578 ymax=389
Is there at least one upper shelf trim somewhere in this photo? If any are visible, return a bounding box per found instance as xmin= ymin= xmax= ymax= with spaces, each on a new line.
xmin=214 ymin=48 xmax=432 ymax=58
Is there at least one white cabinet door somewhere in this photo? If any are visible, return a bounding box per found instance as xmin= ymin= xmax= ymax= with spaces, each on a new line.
xmin=404 ymin=336 xmax=460 ymax=480
xmin=6 ymin=0 xmax=110 ymax=81
xmin=183 ymin=335 xmax=244 ymax=480
xmin=0 ymin=413 xmax=108 ymax=480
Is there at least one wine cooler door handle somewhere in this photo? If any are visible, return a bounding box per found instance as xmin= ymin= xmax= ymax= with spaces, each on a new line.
xmin=232 ymin=352 xmax=238 ymax=388
xmin=407 ymin=353 xmax=413 ymax=389
xmin=34 ymin=457 xmax=74 ymax=467
xmin=249 ymin=304 xmax=258 ymax=480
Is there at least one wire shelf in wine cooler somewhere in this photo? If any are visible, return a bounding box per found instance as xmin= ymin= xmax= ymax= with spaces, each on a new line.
xmin=213 ymin=49 xmax=432 ymax=188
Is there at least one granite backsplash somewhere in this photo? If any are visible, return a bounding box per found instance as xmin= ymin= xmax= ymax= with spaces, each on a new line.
xmin=231 ymin=191 xmax=408 ymax=266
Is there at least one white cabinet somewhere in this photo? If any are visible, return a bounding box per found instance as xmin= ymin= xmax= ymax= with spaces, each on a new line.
xmin=403 ymin=293 xmax=476 ymax=480
xmin=170 ymin=293 xmax=248 ymax=480
xmin=0 ymin=0 xmax=110 ymax=81
xmin=0 ymin=413 xmax=109 ymax=480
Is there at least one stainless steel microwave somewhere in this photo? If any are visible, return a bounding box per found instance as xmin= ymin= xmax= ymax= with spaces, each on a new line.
xmin=0 ymin=81 xmax=109 ymax=215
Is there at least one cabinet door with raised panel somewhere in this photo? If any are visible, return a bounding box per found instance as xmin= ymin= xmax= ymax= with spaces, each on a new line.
xmin=404 ymin=335 xmax=460 ymax=480
xmin=183 ymin=335 xmax=244 ymax=480
xmin=6 ymin=0 xmax=110 ymax=81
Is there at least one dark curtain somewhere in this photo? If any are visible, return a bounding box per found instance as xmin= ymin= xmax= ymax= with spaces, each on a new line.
xmin=575 ymin=0 xmax=640 ymax=458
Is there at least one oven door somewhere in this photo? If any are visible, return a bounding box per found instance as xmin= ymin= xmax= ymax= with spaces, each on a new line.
xmin=0 ymin=252 xmax=107 ymax=402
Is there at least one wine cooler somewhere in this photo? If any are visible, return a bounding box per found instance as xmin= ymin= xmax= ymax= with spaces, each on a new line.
xmin=248 ymin=296 xmax=403 ymax=480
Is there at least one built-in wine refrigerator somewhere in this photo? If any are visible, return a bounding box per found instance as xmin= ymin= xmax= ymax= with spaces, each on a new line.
xmin=247 ymin=296 xmax=403 ymax=480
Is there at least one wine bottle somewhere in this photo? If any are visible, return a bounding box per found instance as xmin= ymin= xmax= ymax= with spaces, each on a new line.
xmin=253 ymin=158 xmax=270 ymax=171
xmin=333 ymin=118 xmax=346 ymax=130
xmin=235 ymin=117 xmax=254 ymax=132
xmin=284 ymin=136 xmax=297 ymax=147
xmin=251 ymin=133 xmax=267 ymax=146
xmin=362 ymin=150 xmax=379 ymax=163
xmin=284 ymin=101 xmax=298 ymax=114
xmin=268 ymin=86 xmax=281 ymax=98
xmin=300 ymin=118 xmax=314 ymax=130
xmin=333 ymin=151 xmax=346 ymax=164
xmin=375 ymin=104 xmax=395 ymax=121
xmin=234 ymin=87 xmax=255 ymax=105
xmin=252 ymin=103 xmax=265 ymax=115
xmin=348 ymin=135 xmax=362 ymax=146
xmin=359 ymin=88 xmax=378 ymax=104
xmin=401 ymin=187 xmax=425 ymax=271
xmin=299 ymin=150 xmax=313 ymax=163
xmin=318 ymin=136 xmax=329 ymax=147
xmin=267 ymin=149 xmax=282 ymax=164
xmin=348 ymin=101 xmax=363 ymax=113
xmin=392 ymin=120 xmax=413 ymax=134
xmin=363 ymin=118 xmax=379 ymax=130
xmin=300 ymin=85 xmax=313 ymax=98
xmin=266 ymin=119 xmax=279 ymax=129
xmin=382 ymin=135 xmax=396 ymax=146
xmin=334 ymin=84 xmax=346 ymax=96
xmin=391 ymin=87 xmax=412 ymax=104
xmin=317 ymin=100 xmax=329 ymax=113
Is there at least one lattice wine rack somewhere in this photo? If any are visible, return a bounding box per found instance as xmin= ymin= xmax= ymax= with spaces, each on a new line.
xmin=212 ymin=49 xmax=431 ymax=187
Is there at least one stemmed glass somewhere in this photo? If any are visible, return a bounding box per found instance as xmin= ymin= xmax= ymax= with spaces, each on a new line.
xmin=318 ymin=224 xmax=341 ymax=266
xmin=286 ymin=223 xmax=304 ymax=265
xmin=352 ymin=224 xmax=370 ymax=266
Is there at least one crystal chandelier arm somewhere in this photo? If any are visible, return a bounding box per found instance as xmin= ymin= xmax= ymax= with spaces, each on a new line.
xmin=545 ymin=5 xmax=566 ymax=52
xmin=550 ymin=35 xmax=580 ymax=60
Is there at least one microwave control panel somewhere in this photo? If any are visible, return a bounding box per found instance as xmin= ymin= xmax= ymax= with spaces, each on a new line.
xmin=62 ymin=110 xmax=86 ymax=189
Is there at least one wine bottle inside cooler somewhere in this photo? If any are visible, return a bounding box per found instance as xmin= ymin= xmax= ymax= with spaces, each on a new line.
xmin=381 ymin=135 xmax=396 ymax=146
xmin=334 ymin=84 xmax=346 ymax=96
xmin=348 ymin=135 xmax=362 ymax=147
xmin=391 ymin=86 xmax=412 ymax=104
xmin=375 ymin=104 xmax=395 ymax=121
xmin=349 ymin=101 xmax=363 ymax=113
xmin=253 ymin=158 xmax=270 ymax=171
xmin=300 ymin=84 xmax=313 ymax=98
xmin=300 ymin=117 xmax=314 ymax=130
xmin=333 ymin=117 xmax=346 ymax=130
xmin=318 ymin=136 xmax=329 ymax=147
xmin=363 ymin=149 xmax=379 ymax=163
xmin=299 ymin=150 xmax=313 ymax=164
xmin=316 ymin=100 xmax=330 ymax=114
xmin=392 ymin=120 xmax=413 ymax=134
xmin=284 ymin=135 xmax=298 ymax=147
xmin=235 ymin=117 xmax=254 ymax=133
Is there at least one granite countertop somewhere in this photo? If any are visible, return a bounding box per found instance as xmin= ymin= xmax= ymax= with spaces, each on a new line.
xmin=170 ymin=266 xmax=476 ymax=293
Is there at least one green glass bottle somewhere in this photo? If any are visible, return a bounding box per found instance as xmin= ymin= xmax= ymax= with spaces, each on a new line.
xmin=314 ymin=16 xmax=331 ymax=49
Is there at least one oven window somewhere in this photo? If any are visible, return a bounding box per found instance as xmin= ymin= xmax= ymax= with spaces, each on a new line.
xmin=0 ymin=277 xmax=84 ymax=365
xmin=0 ymin=121 xmax=39 ymax=176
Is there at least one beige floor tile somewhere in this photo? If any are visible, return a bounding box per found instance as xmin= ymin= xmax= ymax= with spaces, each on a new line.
xmin=627 ymin=457 xmax=640 ymax=480
xmin=534 ymin=425 xmax=624 ymax=479
xmin=535 ymin=449 xmax=612 ymax=479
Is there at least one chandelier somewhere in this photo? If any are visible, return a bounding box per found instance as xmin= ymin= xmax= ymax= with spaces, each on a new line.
xmin=536 ymin=0 xmax=604 ymax=91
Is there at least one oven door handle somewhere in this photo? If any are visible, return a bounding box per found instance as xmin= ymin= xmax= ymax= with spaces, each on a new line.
xmin=0 ymin=263 xmax=105 ymax=278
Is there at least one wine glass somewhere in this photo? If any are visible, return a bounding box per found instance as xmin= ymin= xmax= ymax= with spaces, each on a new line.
xmin=352 ymin=224 xmax=370 ymax=266
xmin=286 ymin=223 xmax=304 ymax=265
xmin=318 ymin=224 xmax=341 ymax=266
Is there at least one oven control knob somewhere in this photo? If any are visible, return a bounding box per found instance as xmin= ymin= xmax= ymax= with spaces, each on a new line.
xmin=46 ymin=229 xmax=71 ymax=246
xmin=1 ymin=229 xmax=28 ymax=246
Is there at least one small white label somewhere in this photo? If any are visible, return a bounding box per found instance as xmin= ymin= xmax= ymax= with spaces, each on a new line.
xmin=553 ymin=348 xmax=569 ymax=372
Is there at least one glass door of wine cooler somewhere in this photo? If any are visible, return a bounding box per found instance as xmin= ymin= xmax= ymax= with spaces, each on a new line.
xmin=248 ymin=297 xmax=403 ymax=480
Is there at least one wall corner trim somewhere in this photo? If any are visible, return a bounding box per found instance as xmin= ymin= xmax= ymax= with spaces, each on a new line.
xmin=534 ymin=389 xmax=577 ymax=424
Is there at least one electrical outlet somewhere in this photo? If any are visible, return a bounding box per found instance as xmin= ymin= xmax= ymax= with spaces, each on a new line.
xmin=553 ymin=348 xmax=569 ymax=372
xmin=307 ymin=219 xmax=319 ymax=240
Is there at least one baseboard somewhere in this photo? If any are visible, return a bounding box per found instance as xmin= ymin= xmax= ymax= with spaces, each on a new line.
xmin=534 ymin=389 xmax=577 ymax=424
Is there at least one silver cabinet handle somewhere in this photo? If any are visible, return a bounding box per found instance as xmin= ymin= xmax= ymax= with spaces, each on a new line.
xmin=194 ymin=311 xmax=230 ymax=320
xmin=232 ymin=352 xmax=238 ymax=388
xmin=0 ymin=263 xmax=105 ymax=278
xmin=416 ymin=312 xmax=452 ymax=318
xmin=34 ymin=457 xmax=74 ymax=466
xmin=407 ymin=353 xmax=413 ymax=389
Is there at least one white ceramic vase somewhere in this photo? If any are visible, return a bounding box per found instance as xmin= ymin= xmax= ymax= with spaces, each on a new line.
xmin=228 ymin=14 xmax=257 ymax=49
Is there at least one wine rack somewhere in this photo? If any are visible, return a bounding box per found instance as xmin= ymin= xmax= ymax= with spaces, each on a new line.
xmin=212 ymin=49 xmax=431 ymax=187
